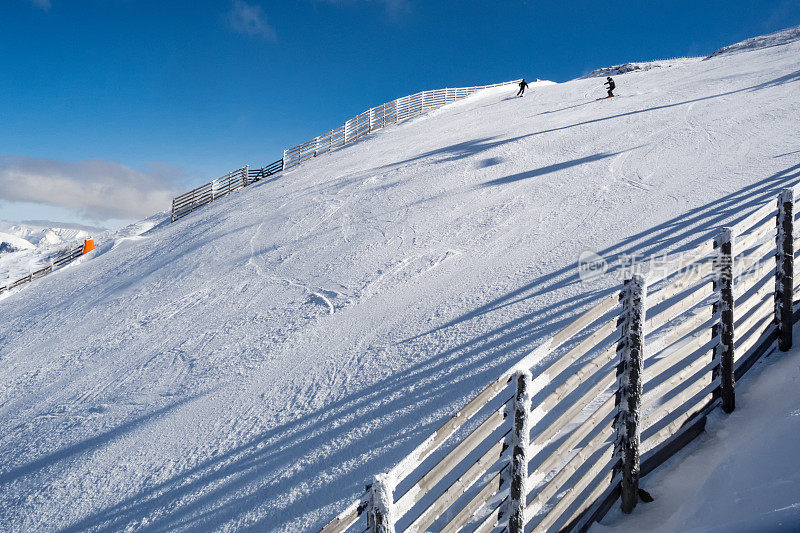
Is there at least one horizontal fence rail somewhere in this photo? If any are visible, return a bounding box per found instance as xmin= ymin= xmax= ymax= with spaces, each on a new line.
xmin=320 ymin=184 xmax=800 ymax=533
xmin=170 ymin=80 xmax=521 ymax=222
xmin=0 ymin=241 xmax=90 ymax=297
xmin=170 ymin=160 xmax=283 ymax=221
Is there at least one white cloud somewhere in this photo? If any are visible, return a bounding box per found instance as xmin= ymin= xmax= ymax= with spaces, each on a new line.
xmin=228 ymin=0 xmax=277 ymax=40
xmin=0 ymin=156 xmax=185 ymax=221
xmin=318 ymin=0 xmax=411 ymax=16
xmin=30 ymin=0 xmax=51 ymax=10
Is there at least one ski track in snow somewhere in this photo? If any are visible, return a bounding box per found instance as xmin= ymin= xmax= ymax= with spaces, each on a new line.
xmin=0 ymin=33 xmax=800 ymax=532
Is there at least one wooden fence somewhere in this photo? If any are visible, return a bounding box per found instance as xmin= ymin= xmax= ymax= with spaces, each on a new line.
xmin=0 ymin=242 xmax=89 ymax=297
xmin=319 ymin=186 xmax=799 ymax=533
xmin=171 ymin=162 xmax=284 ymax=222
xmin=170 ymin=80 xmax=521 ymax=222
xmin=281 ymin=81 xmax=521 ymax=171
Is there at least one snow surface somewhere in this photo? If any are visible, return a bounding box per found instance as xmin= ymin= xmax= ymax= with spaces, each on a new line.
xmin=595 ymin=325 xmax=800 ymax=533
xmin=0 ymin=29 xmax=799 ymax=532
xmin=707 ymin=24 xmax=800 ymax=58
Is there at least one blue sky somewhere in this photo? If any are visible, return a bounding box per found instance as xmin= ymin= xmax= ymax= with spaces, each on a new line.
xmin=2 ymin=0 xmax=799 ymax=227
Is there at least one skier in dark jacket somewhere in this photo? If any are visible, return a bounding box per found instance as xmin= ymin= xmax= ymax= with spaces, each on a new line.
xmin=605 ymin=77 xmax=615 ymax=98
xmin=517 ymin=79 xmax=529 ymax=97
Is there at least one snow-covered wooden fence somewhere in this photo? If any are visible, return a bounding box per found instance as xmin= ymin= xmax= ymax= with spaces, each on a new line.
xmin=281 ymin=81 xmax=520 ymax=171
xmin=170 ymin=161 xmax=287 ymax=221
xmin=320 ymin=186 xmax=800 ymax=533
xmin=0 ymin=241 xmax=89 ymax=296
xmin=170 ymin=80 xmax=521 ymax=222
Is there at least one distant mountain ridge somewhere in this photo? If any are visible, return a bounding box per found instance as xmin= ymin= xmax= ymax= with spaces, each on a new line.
xmin=707 ymin=24 xmax=800 ymax=58
xmin=579 ymin=58 xmax=699 ymax=79
xmin=20 ymin=219 xmax=106 ymax=233
xmin=0 ymin=220 xmax=98 ymax=287
xmin=580 ymin=24 xmax=800 ymax=80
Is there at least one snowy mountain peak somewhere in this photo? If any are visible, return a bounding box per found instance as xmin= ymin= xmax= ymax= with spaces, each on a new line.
xmin=707 ymin=24 xmax=800 ymax=58
xmin=579 ymin=58 xmax=700 ymax=79
xmin=0 ymin=221 xmax=98 ymax=288
xmin=0 ymin=232 xmax=36 ymax=254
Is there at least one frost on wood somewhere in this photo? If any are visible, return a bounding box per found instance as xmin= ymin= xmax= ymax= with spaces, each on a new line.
xmin=509 ymin=369 xmax=532 ymax=533
xmin=776 ymin=189 xmax=794 ymax=351
xmin=713 ymin=228 xmax=735 ymax=413
xmin=615 ymin=274 xmax=645 ymax=514
xmin=369 ymin=472 xmax=396 ymax=533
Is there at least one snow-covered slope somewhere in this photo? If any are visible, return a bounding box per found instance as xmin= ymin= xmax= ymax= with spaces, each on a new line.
xmin=707 ymin=24 xmax=800 ymax=58
xmin=1 ymin=30 xmax=799 ymax=532
xmin=595 ymin=325 xmax=800 ymax=532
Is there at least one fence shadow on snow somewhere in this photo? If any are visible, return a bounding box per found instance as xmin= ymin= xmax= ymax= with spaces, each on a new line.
xmin=316 ymin=161 xmax=800 ymax=533
xmin=48 ymin=162 xmax=800 ymax=533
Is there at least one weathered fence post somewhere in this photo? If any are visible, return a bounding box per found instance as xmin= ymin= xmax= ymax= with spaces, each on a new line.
xmin=368 ymin=473 xmax=395 ymax=533
xmin=509 ymin=369 xmax=532 ymax=533
xmin=713 ymin=227 xmax=736 ymax=413
xmin=615 ymin=274 xmax=646 ymax=514
xmin=243 ymin=165 xmax=249 ymax=187
xmin=776 ymin=189 xmax=794 ymax=351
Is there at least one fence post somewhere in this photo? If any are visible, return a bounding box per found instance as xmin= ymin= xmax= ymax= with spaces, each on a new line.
xmin=776 ymin=189 xmax=794 ymax=351
xmin=368 ymin=473 xmax=395 ymax=533
xmin=508 ymin=369 xmax=531 ymax=533
xmin=615 ymin=274 xmax=645 ymax=514
xmin=713 ymin=227 xmax=736 ymax=413
xmin=243 ymin=165 xmax=249 ymax=187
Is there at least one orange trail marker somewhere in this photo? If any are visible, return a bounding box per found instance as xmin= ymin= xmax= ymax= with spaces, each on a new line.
xmin=82 ymin=239 xmax=95 ymax=254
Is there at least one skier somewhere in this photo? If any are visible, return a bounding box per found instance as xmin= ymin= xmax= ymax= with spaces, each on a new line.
xmin=516 ymin=79 xmax=529 ymax=97
xmin=605 ymin=76 xmax=615 ymax=98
